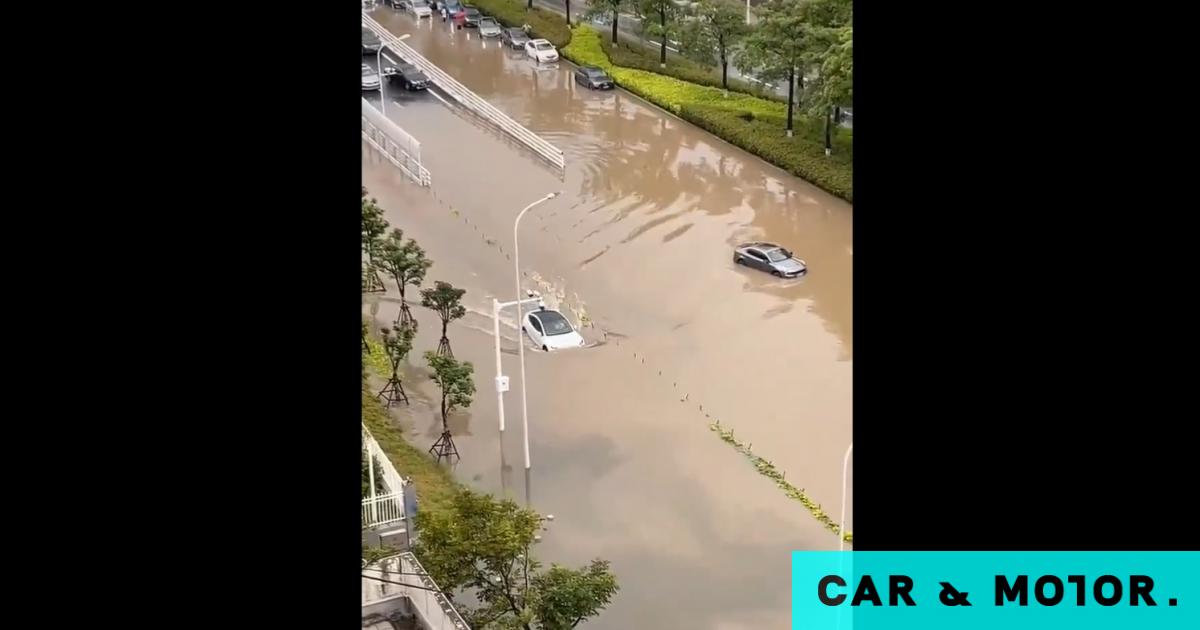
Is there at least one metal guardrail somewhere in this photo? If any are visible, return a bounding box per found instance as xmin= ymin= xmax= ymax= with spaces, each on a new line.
xmin=362 ymin=98 xmax=432 ymax=186
xmin=361 ymin=11 xmax=566 ymax=172
xmin=363 ymin=553 xmax=470 ymax=629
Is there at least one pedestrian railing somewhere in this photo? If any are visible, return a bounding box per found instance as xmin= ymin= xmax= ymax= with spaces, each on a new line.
xmin=361 ymin=11 xmax=566 ymax=172
xmin=362 ymin=98 xmax=432 ymax=186
xmin=363 ymin=552 xmax=470 ymax=630
xmin=362 ymin=491 xmax=406 ymax=529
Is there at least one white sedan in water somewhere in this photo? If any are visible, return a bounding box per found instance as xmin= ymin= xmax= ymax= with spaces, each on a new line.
xmin=525 ymin=38 xmax=559 ymax=63
xmin=522 ymin=308 xmax=585 ymax=352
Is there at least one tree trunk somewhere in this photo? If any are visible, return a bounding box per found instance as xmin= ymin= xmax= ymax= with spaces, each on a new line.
xmin=527 ymin=0 xmax=532 ymax=9
xmin=659 ymin=11 xmax=667 ymax=65
xmin=612 ymin=10 xmax=619 ymax=44
xmin=565 ymin=0 xmax=571 ymax=25
xmin=720 ymin=49 xmax=728 ymax=89
xmin=441 ymin=396 xmax=449 ymax=432
xmin=824 ymin=106 xmax=833 ymax=156
xmin=441 ymin=320 xmax=448 ymax=341
xmin=785 ymin=66 xmax=795 ymax=136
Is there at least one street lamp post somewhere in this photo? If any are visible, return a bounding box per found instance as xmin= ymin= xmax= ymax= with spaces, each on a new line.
xmin=492 ymin=293 xmax=544 ymax=436
xmin=840 ymin=443 xmax=852 ymax=552
xmin=513 ymin=191 xmax=561 ymax=473
xmin=373 ymin=33 xmax=411 ymax=117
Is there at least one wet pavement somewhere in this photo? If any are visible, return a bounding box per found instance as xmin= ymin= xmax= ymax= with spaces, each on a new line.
xmin=362 ymin=8 xmax=852 ymax=629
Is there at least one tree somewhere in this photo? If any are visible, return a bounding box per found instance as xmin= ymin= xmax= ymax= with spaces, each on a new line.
xmin=424 ymin=351 xmax=474 ymax=463
xmin=361 ymin=194 xmax=390 ymax=293
xmin=420 ymin=280 xmax=466 ymax=357
xmin=680 ymin=0 xmax=749 ymax=90
xmin=737 ymin=0 xmax=813 ymax=136
xmin=414 ymin=487 xmax=619 ymax=629
xmin=806 ymin=25 xmax=852 ymax=155
xmin=587 ymin=0 xmax=623 ymax=44
xmin=377 ymin=324 xmax=416 ymax=406
xmin=378 ymin=228 xmax=432 ymax=330
xmin=635 ymin=0 xmax=683 ymax=66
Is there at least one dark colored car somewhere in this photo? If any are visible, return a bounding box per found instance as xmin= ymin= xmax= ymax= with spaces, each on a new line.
xmin=462 ymin=6 xmax=482 ymax=26
xmin=574 ymin=65 xmax=614 ymax=90
xmin=501 ymin=27 xmax=531 ymax=50
xmin=440 ymin=0 xmax=464 ymax=17
xmin=362 ymin=28 xmax=382 ymax=55
xmin=384 ymin=63 xmax=431 ymax=91
xmin=733 ymin=242 xmax=807 ymax=278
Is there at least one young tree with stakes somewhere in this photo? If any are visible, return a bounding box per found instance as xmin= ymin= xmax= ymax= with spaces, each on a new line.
xmin=425 ymin=351 xmax=475 ymax=463
xmin=378 ymin=228 xmax=432 ymax=330
xmin=420 ymin=280 xmax=466 ymax=358
xmin=680 ymin=0 xmax=749 ymax=91
xmin=414 ymin=487 xmax=619 ymax=629
xmin=738 ymin=0 xmax=813 ymax=136
xmin=361 ymin=195 xmax=390 ymax=293
xmin=377 ymin=324 xmax=416 ymax=406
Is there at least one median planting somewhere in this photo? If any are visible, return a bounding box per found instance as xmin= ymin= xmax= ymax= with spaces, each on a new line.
xmin=562 ymin=26 xmax=852 ymax=203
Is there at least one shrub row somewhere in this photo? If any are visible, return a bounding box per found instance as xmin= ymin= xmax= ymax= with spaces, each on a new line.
xmin=562 ymin=27 xmax=852 ymax=202
xmin=598 ymin=34 xmax=782 ymax=102
xmin=466 ymin=0 xmax=571 ymax=48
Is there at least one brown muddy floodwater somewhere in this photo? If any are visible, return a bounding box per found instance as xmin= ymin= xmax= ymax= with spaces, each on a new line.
xmin=363 ymin=8 xmax=852 ymax=629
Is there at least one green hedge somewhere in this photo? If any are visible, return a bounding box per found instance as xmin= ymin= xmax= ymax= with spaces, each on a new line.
xmin=599 ymin=34 xmax=782 ymax=102
xmin=468 ymin=0 xmax=571 ymax=48
xmin=563 ymin=27 xmax=852 ymax=202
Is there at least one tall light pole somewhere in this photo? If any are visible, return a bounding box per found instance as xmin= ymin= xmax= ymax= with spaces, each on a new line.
xmin=839 ymin=443 xmax=852 ymax=552
xmin=513 ymin=191 xmax=561 ymax=473
xmin=373 ymin=33 xmax=411 ymax=117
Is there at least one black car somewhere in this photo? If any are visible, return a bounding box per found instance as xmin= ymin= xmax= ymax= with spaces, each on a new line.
xmin=501 ymin=27 xmax=531 ymax=50
xmin=384 ymin=63 xmax=431 ymax=91
xmin=733 ymin=242 xmax=807 ymax=278
xmin=574 ymin=65 xmax=614 ymax=90
xmin=462 ymin=6 xmax=482 ymax=26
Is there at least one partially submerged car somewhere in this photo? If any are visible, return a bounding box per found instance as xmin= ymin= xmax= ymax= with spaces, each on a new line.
xmin=383 ymin=63 xmax=430 ymax=90
xmin=361 ymin=64 xmax=382 ymax=91
xmin=733 ymin=242 xmax=807 ymax=278
xmin=522 ymin=308 xmax=586 ymax=352
xmin=478 ymin=17 xmax=503 ymax=37
xmin=501 ymin=27 xmax=531 ymax=50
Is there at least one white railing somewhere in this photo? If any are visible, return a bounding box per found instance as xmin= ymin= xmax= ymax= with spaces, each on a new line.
xmin=363 ymin=552 xmax=470 ymax=630
xmin=361 ymin=11 xmax=566 ymax=172
xmin=363 ymin=422 xmax=409 ymax=495
xmin=362 ymin=98 xmax=432 ymax=186
xmin=363 ymin=423 xmax=408 ymax=531
xmin=362 ymin=491 xmax=406 ymax=528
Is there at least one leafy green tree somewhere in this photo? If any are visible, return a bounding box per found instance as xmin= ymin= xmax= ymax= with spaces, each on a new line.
xmin=424 ymin=351 xmax=474 ymax=462
xmin=737 ymin=0 xmax=812 ymax=135
xmin=414 ymin=488 xmax=618 ymax=629
xmin=361 ymin=195 xmax=390 ymax=292
xmin=377 ymin=324 xmax=416 ymax=406
xmin=378 ymin=229 xmax=432 ymax=329
xmin=635 ymin=0 xmax=684 ymax=66
xmin=806 ymin=25 xmax=852 ymax=155
xmin=421 ymin=280 xmax=467 ymax=357
xmin=586 ymin=0 xmax=624 ymax=44
xmin=680 ymin=0 xmax=748 ymax=90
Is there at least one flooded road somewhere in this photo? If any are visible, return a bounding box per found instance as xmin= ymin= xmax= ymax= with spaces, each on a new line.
xmin=363 ymin=8 xmax=852 ymax=629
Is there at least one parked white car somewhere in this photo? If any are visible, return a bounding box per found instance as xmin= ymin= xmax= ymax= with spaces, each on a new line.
xmin=407 ymin=0 xmax=433 ymax=18
xmin=361 ymin=64 xmax=381 ymax=91
xmin=522 ymin=308 xmax=585 ymax=352
xmin=525 ymin=38 xmax=559 ymax=63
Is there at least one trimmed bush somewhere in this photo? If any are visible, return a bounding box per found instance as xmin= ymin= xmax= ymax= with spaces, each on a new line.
xmin=468 ymin=0 xmax=571 ymax=48
xmin=563 ymin=27 xmax=852 ymax=202
xmin=599 ymin=35 xmax=782 ymax=102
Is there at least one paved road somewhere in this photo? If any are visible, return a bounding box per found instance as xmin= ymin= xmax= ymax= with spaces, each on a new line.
xmin=363 ymin=9 xmax=851 ymax=630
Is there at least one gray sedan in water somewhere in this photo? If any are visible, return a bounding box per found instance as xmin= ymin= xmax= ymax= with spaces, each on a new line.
xmin=733 ymin=242 xmax=807 ymax=277
xmin=478 ymin=17 xmax=502 ymax=37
